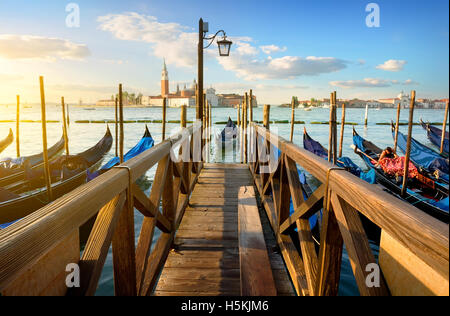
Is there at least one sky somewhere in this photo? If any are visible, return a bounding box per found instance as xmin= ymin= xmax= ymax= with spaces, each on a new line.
xmin=0 ymin=0 xmax=448 ymax=105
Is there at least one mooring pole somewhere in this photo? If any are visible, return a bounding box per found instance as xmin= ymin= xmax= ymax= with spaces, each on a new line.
xmin=39 ymin=76 xmax=53 ymax=201
xmin=119 ymin=84 xmax=124 ymax=163
xmin=66 ymin=103 xmax=70 ymax=127
xmin=290 ymin=97 xmax=296 ymax=142
xmin=339 ymin=103 xmax=346 ymax=158
xmin=393 ymin=103 xmax=401 ymax=154
xmin=16 ymin=95 xmax=20 ymax=157
xmin=162 ymin=97 xmax=167 ymax=141
xmin=332 ymin=92 xmax=337 ymax=165
xmin=244 ymin=92 xmax=249 ymax=164
xmin=401 ymin=90 xmax=416 ymax=197
xmin=249 ymin=89 xmax=253 ymax=123
xmin=263 ymin=104 xmax=270 ymax=129
xmin=240 ymin=101 xmax=244 ymax=163
xmin=61 ymin=97 xmax=69 ymax=156
xmin=115 ymin=97 xmax=119 ymax=157
xmin=237 ymin=103 xmax=241 ymax=127
xmin=328 ymin=92 xmax=334 ymax=163
xmin=440 ymin=100 xmax=449 ymax=154
xmin=364 ymin=104 xmax=369 ymax=127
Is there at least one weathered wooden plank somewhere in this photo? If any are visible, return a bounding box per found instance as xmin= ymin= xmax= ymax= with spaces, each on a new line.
xmin=72 ymin=192 xmax=126 ymax=296
xmin=1 ymin=230 xmax=79 ymax=296
xmin=284 ymin=155 xmax=318 ymax=294
xmin=331 ymin=192 xmax=389 ymax=296
xmin=238 ymin=186 xmax=277 ymax=296
xmin=111 ymin=201 xmax=137 ymax=296
xmin=315 ymin=191 xmax=343 ymax=296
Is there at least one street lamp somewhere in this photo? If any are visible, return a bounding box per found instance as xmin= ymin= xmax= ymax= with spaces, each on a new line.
xmin=197 ymin=18 xmax=232 ymax=125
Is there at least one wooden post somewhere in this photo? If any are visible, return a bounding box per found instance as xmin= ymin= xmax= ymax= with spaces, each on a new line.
xmin=181 ymin=104 xmax=187 ymax=128
xmin=263 ymin=104 xmax=270 ymax=129
xmin=328 ymin=92 xmax=334 ymax=163
xmin=244 ymin=92 xmax=249 ymax=164
xmin=338 ymin=103 xmax=346 ymax=158
xmin=197 ymin=18 xmax=204 ymax=133
xmin=440 ymin=101 xmax=449 ymax=154
xmin=249 ymin=89 xmax=253 ymax=123
xmin=364 ymin=104 xmax=369 ymax=127
xmin=290 ymin=97 xmax=296 ymax=142
xmin=240 ymin=101 xmax=245 ymax=163
xmin=162 ymin=97 xmax=167 ymax=141
xmin=119 ymin=84 xmax=124 ymax=163
xmin=16 ymin=95 xmax=20 ymax=157
xmin=393 ymin=103 xmax=401 ymax=154
xmin=332 ymin=92 xmax=337 ymax=165
xmin=61 ymin=97 xmax=69 ymax=156
xmin=115 ymin=97 xmax=119 ymax=157
xmin=66 ymin=103 xmax=70 ymax=126
xmin=39 ymin=76 xmax=53 ymax=201
xmin=401 ymin=91 xmax=415 ymax=197
xmin=237 ymin=103 xmax=241 ymax=126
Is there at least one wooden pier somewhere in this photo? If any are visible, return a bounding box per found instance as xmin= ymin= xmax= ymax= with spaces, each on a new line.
xmin=0 ymin=116 xmax=448 ymax=296
xmin=155 ymin=164 xmax=294 ymax=296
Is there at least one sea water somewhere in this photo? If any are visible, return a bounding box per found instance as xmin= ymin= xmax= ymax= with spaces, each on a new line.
xmin=0 ymin=105 xmax=447 ymax=295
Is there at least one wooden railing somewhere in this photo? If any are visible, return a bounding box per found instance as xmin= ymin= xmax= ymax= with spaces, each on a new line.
xmin=0 ymin=124 xmax=202 ymax=296
xmin=248 ymin=122 xmax=449 ymax=296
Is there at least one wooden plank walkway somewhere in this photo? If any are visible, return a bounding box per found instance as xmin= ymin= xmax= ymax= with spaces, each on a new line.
xmin=153 ymin=163 xmax=295 ymax=296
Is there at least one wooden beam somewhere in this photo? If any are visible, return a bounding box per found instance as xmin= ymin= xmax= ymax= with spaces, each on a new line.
xmin=279 ymin=184 xmax=325 ymax=234
xmin=401 ymin=90 xmax=415 ymax=197
xmin=71 ymin=192 xmax=126 ymax=296
xmin=315 ymin=191 xmax=343 ymax=296
xmin=331 ymin=192 xmax=389 ymax=296
xmin=284 ymin=155 xmax=319 ymax=294
xmin=440 ymin=101 xmax=448 ymax=154
xmin=238 ymin=186 xmax=276 ymax=296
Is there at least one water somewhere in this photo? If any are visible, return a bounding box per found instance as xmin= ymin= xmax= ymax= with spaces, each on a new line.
xmin=0 ymin=105 xmax=447 ymax=296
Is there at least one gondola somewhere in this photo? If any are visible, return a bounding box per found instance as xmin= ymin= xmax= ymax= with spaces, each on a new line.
xmin=0 ymin=129 xmax=13 ymax=154
xmin=303 ymin=127 xmax=375 ymax=183
xmin=391 ymin=122 xmax=449 ymax=186
xmin=420 ymin=119 xmax=449 ymax=156
xmin=303 ymin=127 xmax=379 ymax=240
xmin=352 ymin=127 xmax=449 ymax=223
xmin=215 ymin=117 xmax=238 ymax=150
xmin=0 ymin=127 xmax=113 ymax=231
xmin=87 ymin=125 xmax=154 ymax=180
xmin=0 ymin=134 xmax=65 ymax=188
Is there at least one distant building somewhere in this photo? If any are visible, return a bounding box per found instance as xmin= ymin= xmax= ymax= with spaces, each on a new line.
xmin=217 ymin=93 xmax=258 ymax=108
xmin=96 ymin=98 xmax=128 ymax=106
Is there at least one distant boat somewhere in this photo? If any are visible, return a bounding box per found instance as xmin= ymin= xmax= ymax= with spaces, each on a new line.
xmin=322 ymin=104 xmax=330 ymax=109
xmin=304 ymin=107 xmax=312 ymax=111
xmin=215 ymin=117 xmax=238 ymax=151
xmin=420 ymin=119 xmax=449 ymax=155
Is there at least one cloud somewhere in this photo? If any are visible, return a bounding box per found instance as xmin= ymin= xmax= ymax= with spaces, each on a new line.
xmin=98 ymin=12 xmax=348 ymax=80
xmin=98 ymin=12 xmax=197 ymax=68
xmin=0 ymin=34 xmax=90 ymax=61
xmin=330 ymin=78 xmax=396 ymax=88
xmin=357 ymin=59 xmax=366 ymax=65
xmin=376 ymin=59 xmax=407 ymax=72
xmin=219 ymin=53 xmax=348 ymax=80
xmin=403 ymin=79 xmax=419 ymax=85
xmin=260 ymin=45 xmax=287 ymax=54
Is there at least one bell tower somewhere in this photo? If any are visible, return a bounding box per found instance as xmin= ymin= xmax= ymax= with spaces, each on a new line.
xmin=161 ymin=59 xmax=169 ymax=97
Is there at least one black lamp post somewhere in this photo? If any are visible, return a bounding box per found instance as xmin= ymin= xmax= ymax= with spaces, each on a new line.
xmin=197 ymin=18 xmax=232 ymax=126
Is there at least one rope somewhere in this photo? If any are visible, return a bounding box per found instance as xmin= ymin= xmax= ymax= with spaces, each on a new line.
xmin=323 ymin=167 xmax=346 ymax=213
xmin=113 ymin=165 xmax=134 ymax=213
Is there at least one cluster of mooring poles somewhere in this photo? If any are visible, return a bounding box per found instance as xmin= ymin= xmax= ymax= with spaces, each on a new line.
xmin=237 ymin=89 xmax=254 ymax=164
